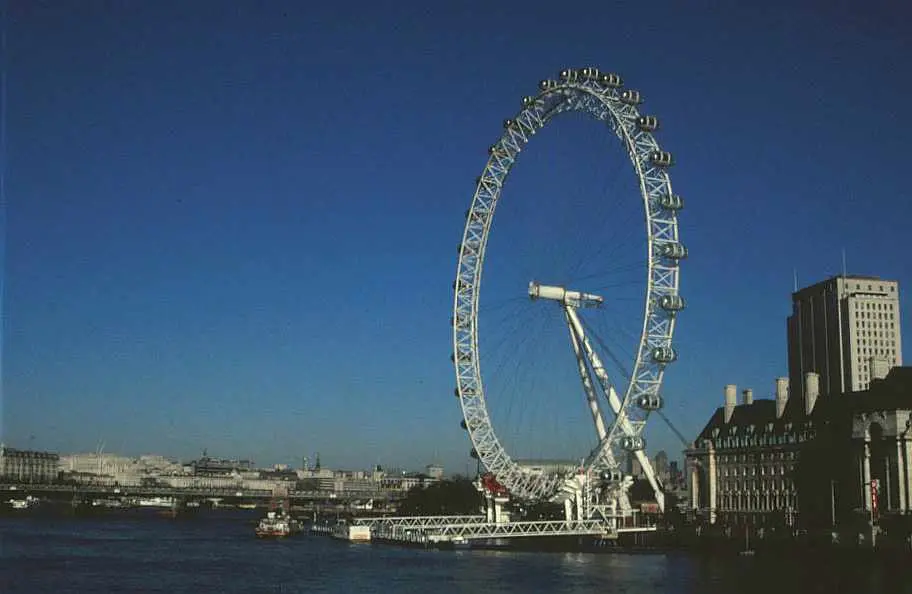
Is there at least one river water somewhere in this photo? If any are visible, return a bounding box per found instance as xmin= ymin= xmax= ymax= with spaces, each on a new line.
xmin=2 ymin=512 xmax=909 ymax=593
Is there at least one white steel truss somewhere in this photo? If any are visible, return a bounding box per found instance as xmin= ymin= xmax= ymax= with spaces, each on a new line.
xmin=353 ymin=515 xmax=487 ymax=529
xmin=453 ymin=67 xmax=685 ymax=502
xmin=373 ymin=519 xmax=657 ymax=543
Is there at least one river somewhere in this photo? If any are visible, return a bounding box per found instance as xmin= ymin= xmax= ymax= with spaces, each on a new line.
xmin=1 ymin=512 xmax=908 ymax=593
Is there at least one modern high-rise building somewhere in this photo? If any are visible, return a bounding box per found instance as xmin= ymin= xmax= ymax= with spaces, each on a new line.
xmin=787 ymin=275 xmax=902 ymax=402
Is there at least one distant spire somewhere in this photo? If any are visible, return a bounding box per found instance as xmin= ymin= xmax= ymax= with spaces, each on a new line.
xmin=793 ymin=269 xmax=798 ymax=292
xmin=841 ymin=249 xmax=847 ymax=278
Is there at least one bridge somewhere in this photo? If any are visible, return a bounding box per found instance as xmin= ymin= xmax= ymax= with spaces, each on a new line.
xmin=0 ymin=483 xmax=387 ymax=507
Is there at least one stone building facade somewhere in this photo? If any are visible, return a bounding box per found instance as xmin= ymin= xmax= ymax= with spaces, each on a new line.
xmin=685 ymin=368 xmax=912 ymax=538
xmin=0 ymin=445 xmax=60 ymax=484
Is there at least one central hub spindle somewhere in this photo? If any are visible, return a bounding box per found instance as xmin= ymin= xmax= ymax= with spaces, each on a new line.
xmin=528 ymin=281 xmax=603 ymax=308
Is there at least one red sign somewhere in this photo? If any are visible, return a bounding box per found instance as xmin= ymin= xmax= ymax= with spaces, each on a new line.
xmin=871 ymin=479 xmax=879 ymax=519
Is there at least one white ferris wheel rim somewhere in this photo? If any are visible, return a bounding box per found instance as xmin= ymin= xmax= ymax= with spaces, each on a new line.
xmin=453 ymin=67 xmax=685 ymax=501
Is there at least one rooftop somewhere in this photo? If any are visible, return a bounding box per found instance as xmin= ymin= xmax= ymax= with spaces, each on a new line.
xmin=695 ymin=367 xmax=912 ymax=442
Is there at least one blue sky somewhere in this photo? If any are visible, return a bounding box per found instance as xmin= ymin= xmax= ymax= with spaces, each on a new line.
xmin=2 ymin=1 xmax=910 ymax=472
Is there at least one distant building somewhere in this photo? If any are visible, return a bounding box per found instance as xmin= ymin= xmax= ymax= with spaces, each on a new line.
xmin=0 ymin=445 xmax=59 ymax=484
xmin=788 ymin=275 xmax=902 ymax=403
xmin=426 ymin=464 xmax=444 ymax=480
xmin=190 ymin=451 xmax=254 ymax=476
xmin=515 ymin=459 xmax=577 ymax=477
xmin=653 ymin=450 xmax=669 ymax=482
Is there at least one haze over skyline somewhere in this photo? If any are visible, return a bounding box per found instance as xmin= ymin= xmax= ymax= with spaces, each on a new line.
xmin=2 ymin=1 xmax=910 ymax=470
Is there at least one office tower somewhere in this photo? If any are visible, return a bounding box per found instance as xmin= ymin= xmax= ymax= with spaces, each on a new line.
xmin=787 ymin=275 xmax=902 ymax=402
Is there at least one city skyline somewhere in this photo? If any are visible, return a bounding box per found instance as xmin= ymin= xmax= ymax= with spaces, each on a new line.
xmin=3 ymin=2 xmax=911 ymax=471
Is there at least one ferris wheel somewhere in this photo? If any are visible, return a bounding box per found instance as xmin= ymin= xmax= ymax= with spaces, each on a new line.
xmin=452 ymin=66 xmax=685 ymax=510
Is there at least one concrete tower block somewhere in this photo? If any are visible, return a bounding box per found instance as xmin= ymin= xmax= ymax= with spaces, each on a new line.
xmin=724 ymin=384 xmax=737 ymax=423
xmin=775 ymin=377 xmax=789 ymax=419
xmin=804 ymin=372 xmax=820 ymax=416
xmin=742 ymin=389 xmax=753 ymax=405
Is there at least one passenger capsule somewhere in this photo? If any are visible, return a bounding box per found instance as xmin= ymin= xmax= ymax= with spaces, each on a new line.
xmin=650 ymin=151 xmax=674 ymax=167
xmin=503 ymin=119 xmax=514 ymax=129
xmin=651 ymin=346 xmax=678 ymax=364
xmin=620 ymin=89 xmax=642 ymax=105
xmin=460 ymin=419 xmax=468 ymax=430
xmin=599 ymin=470 xmax=622 ymax=483
xmin=636 ymin=394 xmax=664 ymax=411
xmin=599 ymin=73 xmax=623 ymax=87
xmin=470 ymin=448 xmax=479 ymax=459
xmin=659 ymin=294 xmax=686 ymax=312
xmin=659 ymin=194 xmax=684 ymax=210
xmin=659 ymin=242 xmax=688 ymax=260
xmin=622 ymin=436 xmax=646 ymax=451
xmin=522 ymin=96 xmax=536 ymax=107
xmin=637 ymin=115 xmax=659 ymax=132
xmin=454 ymin=387 xmax=461 ymax=398
xmin=539 ymin=79 xmax=557 ymax=91
xmin=559 ymin=68 xmax=579 ymax=82
xmin=581 ymin=66 xmax=600 ymax=79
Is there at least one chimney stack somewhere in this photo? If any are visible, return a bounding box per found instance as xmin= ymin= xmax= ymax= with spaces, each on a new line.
xmin=869 ymin=357 xmax=890 ymax=383
xmin=724 ymin=384 xmax=737 ymax=423
xmin=742 ymin=388 xmax=753 ymax=405
xmin=804 ymin=372 xmax=820 ymax=416
xmin=775 ymin=377 xmax=789 ymax=419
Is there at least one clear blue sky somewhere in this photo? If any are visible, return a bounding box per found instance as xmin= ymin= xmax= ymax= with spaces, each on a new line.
xmin=2 ymin=1 xmax=910 ymax=472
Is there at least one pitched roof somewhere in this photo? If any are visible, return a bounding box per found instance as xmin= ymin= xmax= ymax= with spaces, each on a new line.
xmin=694 ymin=367 xmax=912 ymax=442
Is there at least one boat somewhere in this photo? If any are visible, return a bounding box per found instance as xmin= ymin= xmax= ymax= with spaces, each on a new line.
xmin=91 ymin=498 xmax=126 ymax=508
xmin=331 ymin=520 xmax=371 ymax=543
xmin=255 ymin=508 xmax=303 ymax=538
xmin=137 ymin=496 xmax=176 ymax=508
xmin=9 ymin=495 xmax=40 ymax=510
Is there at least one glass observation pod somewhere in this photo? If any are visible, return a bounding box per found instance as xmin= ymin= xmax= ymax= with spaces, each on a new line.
xmin=659 ymin=242 xmax=688 ymax=260
xmin=659 ymin=294 xmax=686 ymax=312
xmin=600 ymin=73 xmax=623 ymax=87
xmin=621 ymin=89 xmax=642 ymax=105
xmin=460 ymin=419 xmax=468 ymax=430
xmin=522 ymin=95 xmax=537 ymax=106
xmin=623 ymin=436 xmax=647 ymax=452
xmin=559 ymin=68 xmax=580 ymax=82
xmin=651 ymin=346 xmax=678 ymax=364
xmin=503 ymin=119 xmax=514 ymax=129
xmin=539 ymin=79 xmax=558 ymax=91
xmin=637 ymin=394 xmax=664 ymax=411
xmin=650 ymin=151 xmax=674 ymax=167
xmin=470 ymin=448 xmax=479 ymax=459
xmin=637 ymin=115 xmax=659 ymax=132
xmin=600 ymin=470 xmax=623 ymax=483
xmin=580 ymin=66 xmax=600 ymax=79
xmin=659 ymin=193 xmax=684 ymax=210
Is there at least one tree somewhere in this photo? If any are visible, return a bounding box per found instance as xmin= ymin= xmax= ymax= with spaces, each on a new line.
xmin=396 ymin=478 xmax=482 ymax=515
